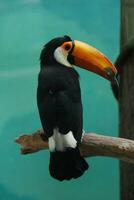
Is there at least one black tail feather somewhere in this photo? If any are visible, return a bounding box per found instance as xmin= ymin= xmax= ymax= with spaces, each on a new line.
xmin=49 ymin=147 xmax=89 ymax=181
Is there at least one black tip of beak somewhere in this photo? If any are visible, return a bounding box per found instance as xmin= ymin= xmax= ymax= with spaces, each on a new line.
xmin=104 ymin=67 xmax=119 ymax=87
xmin=105 ymin=67 xmax=115 ymax=78
xmin=113 ymin=76 xmax=119 ymax=87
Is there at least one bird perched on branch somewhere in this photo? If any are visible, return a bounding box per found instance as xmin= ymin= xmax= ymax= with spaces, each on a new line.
xmin=37 ymin=35 xmax=118 ymax=181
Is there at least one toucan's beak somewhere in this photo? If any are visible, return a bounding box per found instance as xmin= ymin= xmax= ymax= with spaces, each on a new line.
xmin=68 ymin=40 xmax=118 ymax=83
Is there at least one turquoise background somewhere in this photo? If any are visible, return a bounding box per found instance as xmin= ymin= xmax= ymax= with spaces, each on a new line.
xmin=0 ymin=0 xmax=120 ymax=200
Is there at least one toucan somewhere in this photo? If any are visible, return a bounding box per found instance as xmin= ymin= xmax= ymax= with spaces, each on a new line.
xmin=37 ymin=35 xmax=117 ymax=181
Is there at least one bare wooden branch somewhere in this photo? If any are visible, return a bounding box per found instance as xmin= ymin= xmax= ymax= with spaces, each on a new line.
xmin=15 ymin=129 xmax=134 ymax=164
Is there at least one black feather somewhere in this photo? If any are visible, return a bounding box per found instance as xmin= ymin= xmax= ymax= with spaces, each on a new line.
xmin=49 ymin=147 xmax=89 ymax=181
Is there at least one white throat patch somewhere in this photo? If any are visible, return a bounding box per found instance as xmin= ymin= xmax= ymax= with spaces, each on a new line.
xmin=54 ymin=47 xmax=72 ymax=67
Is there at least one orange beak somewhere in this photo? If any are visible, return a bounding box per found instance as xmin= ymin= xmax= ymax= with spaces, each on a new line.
xmin=62 ymin=40 xmax=118 ymax=83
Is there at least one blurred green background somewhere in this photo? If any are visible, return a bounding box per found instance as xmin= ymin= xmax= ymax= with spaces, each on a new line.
xmin=0 ymin=0 xmax=120 ymax=200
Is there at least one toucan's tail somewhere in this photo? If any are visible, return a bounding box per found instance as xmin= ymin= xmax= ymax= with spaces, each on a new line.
xmin=49 ymin=147 xmax=89 ymax=181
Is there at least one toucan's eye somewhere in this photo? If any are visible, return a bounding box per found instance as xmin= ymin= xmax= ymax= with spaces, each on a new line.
xmin=64 ymin=44 xmax=71 ymax=51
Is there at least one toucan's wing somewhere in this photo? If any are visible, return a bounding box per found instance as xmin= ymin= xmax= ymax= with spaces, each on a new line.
xmin=37 ymin=67 xmax=83 ymax=142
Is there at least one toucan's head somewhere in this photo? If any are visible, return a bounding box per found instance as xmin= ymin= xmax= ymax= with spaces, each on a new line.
xmin=40 ymin=35 xmax=118 ymax=83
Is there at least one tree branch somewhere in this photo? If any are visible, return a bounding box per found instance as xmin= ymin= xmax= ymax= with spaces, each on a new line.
xmin=15 ymin=129 xmax=134 ymax=164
